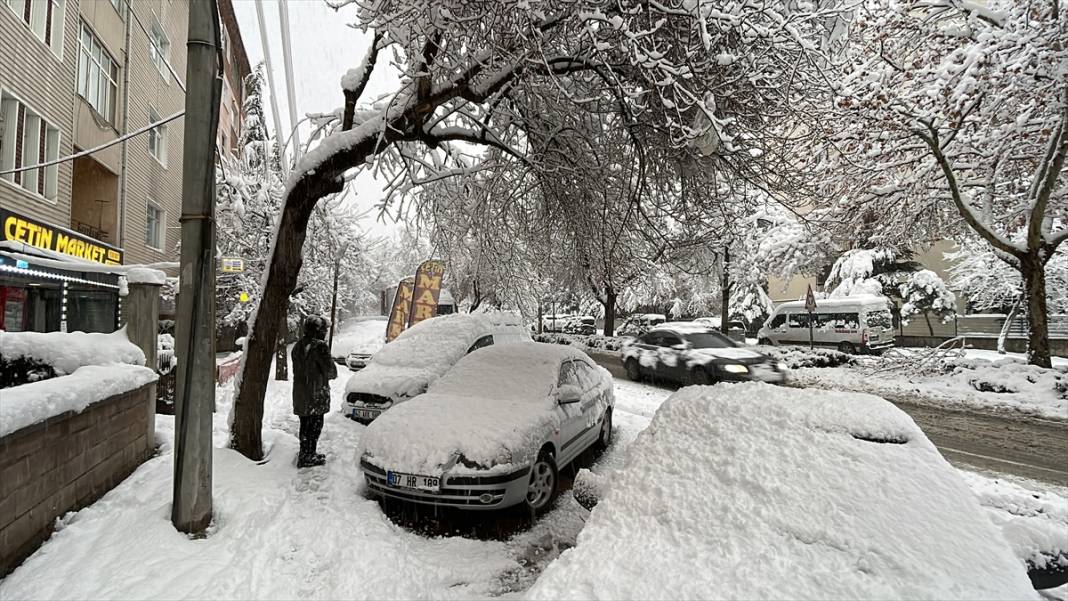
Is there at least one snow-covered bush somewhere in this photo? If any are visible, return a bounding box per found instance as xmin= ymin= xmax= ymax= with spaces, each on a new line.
xmin=0 ymin=329 xmax=146 ymax=389
xmin=759 ymin=345 xmax=857 ymax=369
xmin=942 ymin=357 xmax=1068 ymax=400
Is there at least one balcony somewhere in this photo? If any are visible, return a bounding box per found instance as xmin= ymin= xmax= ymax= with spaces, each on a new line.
xmin=70 ymin=155 xmax=118 ymax=246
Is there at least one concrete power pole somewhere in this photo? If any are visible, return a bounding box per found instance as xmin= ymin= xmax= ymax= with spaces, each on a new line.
xmin=172 ymin=0 xmax=222 ymax=534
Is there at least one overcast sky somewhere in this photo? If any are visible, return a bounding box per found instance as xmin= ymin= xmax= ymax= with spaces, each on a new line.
xmin=232 ymin=0 xmax=403 ymax=236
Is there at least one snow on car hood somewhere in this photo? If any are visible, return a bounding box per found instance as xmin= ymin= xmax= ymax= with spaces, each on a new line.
xmin=687 ymin=346 xmax=764 ymax=362
xmin=529 ymin=383 xmax=1036 ymax=600
xmin=358 ymin=391 xmax=558 ymax=476
xmin=344 ymin=362 xmax=434 ymax=400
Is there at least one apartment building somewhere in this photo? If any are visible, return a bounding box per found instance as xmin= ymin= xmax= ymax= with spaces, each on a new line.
xmin=0 ymin=0 xmax=247 ymax=333
xmin=218 ymin=0 xmax=250 ymax=160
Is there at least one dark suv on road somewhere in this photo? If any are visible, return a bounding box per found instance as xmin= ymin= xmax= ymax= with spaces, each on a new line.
xmin=621 ymin=322 xmax=787 ymax=385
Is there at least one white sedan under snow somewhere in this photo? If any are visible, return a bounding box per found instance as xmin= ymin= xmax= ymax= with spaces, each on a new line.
xmin=530 ymin=382 xmax=1039 ymax=600
xmin=358 ymin=343 xmax=614 ymax=514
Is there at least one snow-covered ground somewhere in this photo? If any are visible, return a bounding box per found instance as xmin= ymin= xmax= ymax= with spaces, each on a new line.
xmin=2 ymin=336 xmax=1065 ymax=599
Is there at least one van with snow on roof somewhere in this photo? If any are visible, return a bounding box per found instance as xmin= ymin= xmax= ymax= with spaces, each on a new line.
xmin=757 ymin=295 xmax=894 ymax=354
xmin=343 ymin=312 xmax=530 ymax=424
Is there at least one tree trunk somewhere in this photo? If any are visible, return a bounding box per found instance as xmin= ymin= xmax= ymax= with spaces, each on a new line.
xmin=230 ymin=188 xmax=321 ymax=460
xmin=274 ymin=338 xmax=288 ymax=381
xmin=1021 ymin=255 xmax=1052 ymax=368
xmin=923 ymin=312 xmax=934 ymax=337
xmin=602 ymin=288 xmax=617 ymax=337
xmin=997 ymin=294 xmax=1023 ymax=354
xmin=721 ymin=247 xmax=731 ymax=335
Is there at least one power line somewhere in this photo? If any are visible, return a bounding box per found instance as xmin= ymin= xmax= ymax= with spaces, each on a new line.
xmin=278 ymin=0 xmax=302 ymax=161
xmin=0 ymin=110 xmax=185 ymax=175
xmin=254 ymin=0 xmax=289 ymax=174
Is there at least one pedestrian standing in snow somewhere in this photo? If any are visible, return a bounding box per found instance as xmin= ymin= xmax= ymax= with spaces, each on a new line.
xmin=291 ymin=314 xmax=337 ymax=468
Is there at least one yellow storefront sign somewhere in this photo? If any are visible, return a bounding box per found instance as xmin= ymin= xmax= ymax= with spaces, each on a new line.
xmin=1 ymin=208 xmax=123 ymax=265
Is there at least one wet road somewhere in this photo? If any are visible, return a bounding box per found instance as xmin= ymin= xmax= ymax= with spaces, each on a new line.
xmin=587 ymin=351 xmax=1068 ymax=486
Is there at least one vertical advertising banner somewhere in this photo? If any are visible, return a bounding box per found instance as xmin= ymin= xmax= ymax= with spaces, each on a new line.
xmin=385 ymin=278 xmax=415 ymax=343
xmin=408 ymin=260 xmax=446 ymax=329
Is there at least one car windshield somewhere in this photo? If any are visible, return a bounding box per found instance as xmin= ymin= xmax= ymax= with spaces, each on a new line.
xmin=866 ymin=310 xmax=892 ymax=329
xmin=685 ymin=332 xmax=736 ymax=349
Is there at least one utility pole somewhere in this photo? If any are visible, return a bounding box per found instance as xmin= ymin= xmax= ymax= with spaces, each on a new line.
xmin=328 ymin=254 xmax=342 ymax=348
xmin=172 ymin=0 xmax=221 ymax=535
xmin=720 ymin=246 xmax=731 ymax=336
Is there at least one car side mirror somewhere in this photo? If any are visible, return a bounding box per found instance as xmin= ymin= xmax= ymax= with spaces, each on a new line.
xmin=558 ymin=384 xmax=582 ymax=404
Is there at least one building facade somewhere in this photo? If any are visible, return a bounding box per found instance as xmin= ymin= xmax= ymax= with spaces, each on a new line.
xmin=1 ymin=0 xmax=246 ymax=333
xmin=217 ymin=0 xmax=250 ymax=160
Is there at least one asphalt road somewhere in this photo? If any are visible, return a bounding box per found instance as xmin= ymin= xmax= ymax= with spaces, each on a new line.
xmin=587 ymin=351 xmax=1068 ymax=486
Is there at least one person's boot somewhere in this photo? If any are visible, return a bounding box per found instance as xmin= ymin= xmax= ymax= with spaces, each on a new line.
xmin=305 ymin=454 xmax=326 ymax=467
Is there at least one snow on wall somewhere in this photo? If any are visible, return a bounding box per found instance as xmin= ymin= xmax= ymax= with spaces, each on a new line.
xmin=0 ymin=365 xmax=158 ymax=438
xmin=529 ymin=382 xmax=1037 ymax=600
xmin=0 ymin=328 xmax=146 ymax=374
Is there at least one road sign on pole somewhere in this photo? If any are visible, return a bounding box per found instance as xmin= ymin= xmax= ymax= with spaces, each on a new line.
xmin=805 ymin=284 xmax=817 ymax=350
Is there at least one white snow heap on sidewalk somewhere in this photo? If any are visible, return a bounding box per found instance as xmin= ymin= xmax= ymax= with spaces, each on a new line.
xmin=529 ymin=382 xmax=1037 ymax=600
xmin=0 ymin=365 xmax=157 ymax=438
xmin=359 ymin=344 xmax=597 ymax=476
xmin=0 ymin=327 xmax=146 ymax=374
xmin=345 ymin=312 xmax=525 ymax=400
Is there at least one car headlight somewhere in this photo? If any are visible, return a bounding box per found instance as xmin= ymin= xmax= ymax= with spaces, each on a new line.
xmin=776 ymin=361 xmax=788 ymax=371
xmin=723 ymin=363 xmax=749 ymax=374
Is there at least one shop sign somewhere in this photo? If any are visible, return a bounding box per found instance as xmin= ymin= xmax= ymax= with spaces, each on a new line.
xmin=407 ymin=260 xmax=446 ymax=328
xmin=1 ymin=208 xmax=124 ymax=265
xmin=221 ymin=257 xmax=244 ymax=273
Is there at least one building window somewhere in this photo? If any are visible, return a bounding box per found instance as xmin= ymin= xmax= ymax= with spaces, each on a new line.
xmin=3 ymin=0 xmax=65 ymax=57
xmin=148 ymin=20 xmax=170 ymax=81
xmin=147 ymin=108 xmax=167 ymax=166
xmin=77 ymin=22 xmax=119 ymax=123
xmin=110 ymin=0 xmax=123 ymax=17
xmin=146 ymin=201 xmax=164 ymax=250
xmin=0 ymin=92 xmax=60 ymax=200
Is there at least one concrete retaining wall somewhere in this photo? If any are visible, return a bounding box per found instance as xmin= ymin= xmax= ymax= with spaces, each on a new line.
xmin=0 ymin=381 xmax=156 ymax=576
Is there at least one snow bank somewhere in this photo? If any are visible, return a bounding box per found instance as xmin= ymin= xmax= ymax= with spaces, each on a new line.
xmin=359 ymin=344 xmax=594 ymax=475
xmin=345 ymin=312 xmax=525 ymax=400
xmin=0 ymin=365 xmax=158 ymax=438
xmin=0 ymin=328 xmax=146 ymax=374
xmin=794 ymin=354 xmax=1068 ymax=420
xmin=529 ymin=383 xmax=1037 ymax=600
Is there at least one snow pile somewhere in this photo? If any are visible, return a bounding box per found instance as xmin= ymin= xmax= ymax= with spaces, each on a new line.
xmin=344 ymin=312 xmax=526 ymax=400
xmin=529 ymin=383 xmax=1037 ymax=600
xmin=757 ymin=344 xmax=857 ymax=369
xmin=330 ymin=316 xmax=387 ymax=360
xmin=124 ymin=267 xmax=167 ymax=286
xmin=0 ymin=365 xmax=158 ymax=438
xmin=793 ymin=351 xmax=1068 ymax=420
xmin=959 ymin=471 xmax=1068 ymax=575
xmin=360 ymin=344 xmax=602 ymax=476
xmin=0 ymin=327 xmax=146 ymax=374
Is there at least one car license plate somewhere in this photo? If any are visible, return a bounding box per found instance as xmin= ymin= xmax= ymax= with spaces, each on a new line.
xmin=386 ymin=471 xmax=440 ymax=492
xmin=351 ymin=408 xmax=379 ymax=420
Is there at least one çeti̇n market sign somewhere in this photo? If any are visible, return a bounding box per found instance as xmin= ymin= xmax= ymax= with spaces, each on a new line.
xmin=1 ymin=208 xmax=124 ymax=265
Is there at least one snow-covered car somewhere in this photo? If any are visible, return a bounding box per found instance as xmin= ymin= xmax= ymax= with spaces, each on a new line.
xmin=344 ymin=351 xmax=374 ymax=371
xmin=692 ymin=316 xmax=747 ymax=342
xmin=621 ymin=322 xmax=787 ymax=385
xmin=529 ymin=383 xmax=1039 ymax=600
xmin=758 ymin=295 xmax=895 ymax=354
xmin=616 ymin=313 xmax=667 ymax=337
xmin=564 ymin=315 xmax=596 ymax=335
xmin=343 ymin=312 xmax=529 ymax=423
xmin=358 ymin=343 xmax=614 ymax=514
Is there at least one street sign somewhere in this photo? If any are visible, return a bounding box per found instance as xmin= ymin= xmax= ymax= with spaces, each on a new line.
xmin=220 ymin=257 xmax=245 ymax=273
xmin=805 ymin=284 xmax=817 ymax=349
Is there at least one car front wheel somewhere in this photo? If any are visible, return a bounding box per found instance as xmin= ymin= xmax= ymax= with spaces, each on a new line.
xmin=690 ymin=366 xmax=714 ymax=385
xmin=594 ymin=410 xmax=612 ymax=450
xmin=838 ymin=341 xmax=856 ymax=354
xmin=525 ymin=450 xmax=558 ymax=515
xmin=624 ymin=358 xmax=641 ymax=381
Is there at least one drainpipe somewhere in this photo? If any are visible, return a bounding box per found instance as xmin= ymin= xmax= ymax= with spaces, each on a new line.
xmin=117 ymin=4 xmax=133 ymax=251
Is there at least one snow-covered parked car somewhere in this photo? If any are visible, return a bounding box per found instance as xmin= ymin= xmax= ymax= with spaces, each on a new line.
xmin=692 ymin=316 xmax=747 ymax=342
xmin=616 ymin=313 xmax=666 ymax=337
xmin=343 ymin=312 xmax=529 ymax=423
xmin=358 ymin=343 xmax=614 ymax=514
xmin=530 ymin=383 xmax=1039 ymax=600
xmin=621 ymin=322 xmax=787 ymax=385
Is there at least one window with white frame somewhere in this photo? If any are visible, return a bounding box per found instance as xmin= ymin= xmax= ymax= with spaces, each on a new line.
xmin=77 ymin=22 xmax=119 ymax=123
xmin=145 ymin=201 xmax=164 ymax=249
xmin=3 ymin=0 xmax=66 ymax=57
xmin=148 ymin=20 xmax=170 ymax=81
xmin=147 ymin=108 xmax=167 ymax=166
xmin=0 ymin=92 xmax=60 ymax=200
xmin=110 ymin=0 xmax=123 ymax=17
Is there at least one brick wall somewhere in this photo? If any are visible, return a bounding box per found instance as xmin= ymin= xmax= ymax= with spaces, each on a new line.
xmin=0 ymin=380 xmax=156 ymax=577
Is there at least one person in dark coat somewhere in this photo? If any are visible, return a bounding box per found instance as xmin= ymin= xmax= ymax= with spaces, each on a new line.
xmin=291 ymin=314 xmax=337 ymax=468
